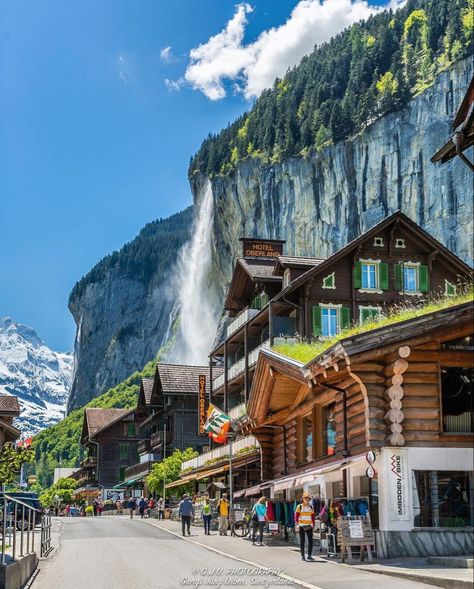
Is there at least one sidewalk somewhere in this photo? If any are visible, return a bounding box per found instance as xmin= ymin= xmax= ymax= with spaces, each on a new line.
xmin=141 ymin=517 xmax=473 ymax=589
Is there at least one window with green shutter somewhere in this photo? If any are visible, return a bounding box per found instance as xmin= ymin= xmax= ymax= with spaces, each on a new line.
xmin=360 ymin=306 xmax=381 ymax=323
xmin=118 ymin=466 xmax=126 ymax=482
xmin=119 ymin=443 xmax=128 ymax=461
xmin=312 ymin=305 xmax=322 ymax=336
xmin=127 ymin=423 xmax=136 ymax=437
xmin=445 ymin=280 xmax=456 ymax=296
xmin=340 ymin=307 xmax=351 ymax=330
xmin=353 ymin=261 xmax=362 ymax=289
xmin=394 ymin=263 xmax=402 ymax=290
xmin=419 ymin=265 xmax=429 ymax=293
xmin=379 ymin=263 xmax=389 ymax=290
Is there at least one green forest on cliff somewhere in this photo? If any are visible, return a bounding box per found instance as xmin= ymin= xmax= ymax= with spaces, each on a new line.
xmin=69 ymin=206 xmax=192 ymax=303
xmin=190 ymin=0 xmax=473 ymax=178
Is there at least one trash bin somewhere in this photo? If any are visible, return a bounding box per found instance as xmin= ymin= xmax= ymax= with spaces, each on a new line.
xmin=164 ymin=508 xmax=171 ymax=519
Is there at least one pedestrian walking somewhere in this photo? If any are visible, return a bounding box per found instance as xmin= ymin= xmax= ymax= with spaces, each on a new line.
xmin=251 ymin=497 xmax=267 ymax=546
xmin=295 ymin=492 xmax=315 ymax=561
xmin=116 ymin=498 xmax=123 ymax=515
xmin=147 ymin=496 xmax=155 ymax=518
xmin=128 ymin=496 xmax=137 ymax=519
xmin=65 ymin=504 xmax=71 ymax=517
xmin=202 ymin=496 xmax=212 ymax=535
xmin=92 ymin=499 xmax=98 ymax=517
xmin=98 ymin=500 xmax=104 ymax=516
xmin=157 ymin=496 xmax=165 ymax=520
xmin=138 ymin=497 xmax=147 ymax=519
xmin=178 ymin=493 xmax=194 ymax=536
xmin=217 ymin=493 xmax=229 ymax=536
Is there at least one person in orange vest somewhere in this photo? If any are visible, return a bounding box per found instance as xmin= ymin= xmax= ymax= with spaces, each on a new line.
xmin=295 ymin=492 xmax=315 ymax=561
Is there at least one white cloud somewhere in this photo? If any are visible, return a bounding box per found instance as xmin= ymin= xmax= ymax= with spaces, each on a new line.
xmin=116 ymin=54 xmax=131 ymax=82
xmin=184 ymin=0 xmax=394 ymax=100
xmin=160 ymin=46 xmax=176 ymax=63
xmin=165 ymin=78 xmax=184 ymax=92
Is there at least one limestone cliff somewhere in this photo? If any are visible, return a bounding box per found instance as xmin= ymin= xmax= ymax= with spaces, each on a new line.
xmin=67 ymin=208 xmax=192 ymax=411
xmin=192 ymin=59 xmax=473 ymax=302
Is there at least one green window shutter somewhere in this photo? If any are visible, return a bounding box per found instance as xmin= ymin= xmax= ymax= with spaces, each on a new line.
xmin=340 ymin=307 xmax=351 ymax=331
xmin=360 ymin=308 xmax=370 ymax=323
xmin=312 ymin=306 xmax=322 ymax=336
xmin=379 ymin=262 xmax=389 ymax=290
xmin=354 ymin=261 xmax=362 ymax=289
xmin=394 ymin=263 xmax=402 ymax=291
xmin=446 ymin=281 xmax=456 ymax=296
xmin=128 ymin=423 xmax=136 ymax=437
xmin=261 ymin=293 xmax=269 ymax=307
xmin=419 ymin=265 xmax=429 ymax=292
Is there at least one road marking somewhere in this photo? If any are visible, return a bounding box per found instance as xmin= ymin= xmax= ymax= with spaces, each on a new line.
xmin=143 ymin=520 xmax=325 ymax=589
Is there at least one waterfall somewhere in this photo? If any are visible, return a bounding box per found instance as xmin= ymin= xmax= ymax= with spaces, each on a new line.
xmin=169 ymin=180 xmax=219 ymax=365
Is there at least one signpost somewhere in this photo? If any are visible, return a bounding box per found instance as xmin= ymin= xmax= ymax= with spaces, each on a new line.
xmin=338 ymin=516 xmax=375 ymax=563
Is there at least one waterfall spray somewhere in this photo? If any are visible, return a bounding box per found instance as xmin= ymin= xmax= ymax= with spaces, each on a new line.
xmin=171 ymin=180 xmax=219 ymax=365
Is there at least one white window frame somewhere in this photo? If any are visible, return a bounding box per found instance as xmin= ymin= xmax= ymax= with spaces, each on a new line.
xmin=322 ymin=272 xmax=336 ymax=290
xmin=283 ymin=268 xmax=291 ymax=288
xmin=359 ymin=305 xmax=382 ymax=323
xmin=373 ymin=236 xmax=384 ymax=247
xmin=444 ymin=279 xmax=457 ymax=296
xmin=394 ymin=238 xmax=406 ymax=249
xmin=402 ymin=261 xmax=422 ymax=296
xmin=359 ymin=258 xmax=383 ymax=294
xmin=319 ymin=303 xmax=341 ymax=337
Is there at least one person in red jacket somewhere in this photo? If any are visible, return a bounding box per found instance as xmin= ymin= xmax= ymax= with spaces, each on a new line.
xmin=295 ymin=492 xmax=315 ymax=561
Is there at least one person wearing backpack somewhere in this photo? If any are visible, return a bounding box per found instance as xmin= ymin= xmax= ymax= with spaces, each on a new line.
xmin=251 ymin=497 xmax=267 ymax=546
xmin=295 ymin=492 xmax=315 ymax=561
xmin=217 ymin=493 xmax=229 ymax=536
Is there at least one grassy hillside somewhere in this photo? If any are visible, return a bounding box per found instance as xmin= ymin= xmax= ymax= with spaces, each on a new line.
xmin=190 ymin=0 xmax=473 ymax=177
xmin=32 ymin=359 xmax=156 ymax=489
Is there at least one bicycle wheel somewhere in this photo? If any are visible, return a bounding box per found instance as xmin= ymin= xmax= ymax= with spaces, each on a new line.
xmin=232 ymin=520 xmax=250 ymax=537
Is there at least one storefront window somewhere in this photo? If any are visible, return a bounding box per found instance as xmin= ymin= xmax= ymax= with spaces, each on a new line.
xmin=441 ymin=367 xmax=473 ymax=433
xmin=413 ymin=471 xmax=474 ymax=527
xmin=324 ymin=404 xmax=336 ymax=456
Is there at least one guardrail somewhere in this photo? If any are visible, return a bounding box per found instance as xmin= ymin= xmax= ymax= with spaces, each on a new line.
xmin=0 ymin=494 xmax=52 ymax=565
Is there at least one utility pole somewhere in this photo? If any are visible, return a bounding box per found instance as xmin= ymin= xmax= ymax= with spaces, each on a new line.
xmin=162 ymin=423 xmax=167 ymax=506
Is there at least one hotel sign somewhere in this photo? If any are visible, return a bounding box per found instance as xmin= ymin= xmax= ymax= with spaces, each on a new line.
xmin=198 ymin=375 xmax=207 ymax=435
xmin=388 ymin=449 xmax=410 ymax=520
xmin=241 ymin=238 xmax=284 ymax=259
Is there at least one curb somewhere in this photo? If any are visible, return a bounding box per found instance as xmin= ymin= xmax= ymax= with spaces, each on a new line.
xmin=354 ymin=567 xmax=473 ymax=589
xmin=143 ymin=520 xmax=325 ymax=589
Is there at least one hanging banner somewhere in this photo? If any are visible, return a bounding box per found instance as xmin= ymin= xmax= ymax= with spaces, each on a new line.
xmin=388 ymin=449 xmax=410 ymax=521
xmin=198 ymin=375 xmax=207 ymax=435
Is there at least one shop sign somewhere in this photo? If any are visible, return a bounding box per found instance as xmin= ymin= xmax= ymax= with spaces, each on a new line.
xmin=338 ymin=516 xmax=374 ymax=546
xmin=388 ymin=449 xmax=410 ymax=521
xmin=198 ymin=375 xmax=207 ymax=435
xmin=241 ymin=238 xmax=284 ymax=259
xmin=268 ymin=522 xmax=279 ymax=532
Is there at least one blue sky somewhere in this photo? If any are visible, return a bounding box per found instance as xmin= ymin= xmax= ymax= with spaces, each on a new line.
xmin=0 ymin=0 xmax=385 ymax=351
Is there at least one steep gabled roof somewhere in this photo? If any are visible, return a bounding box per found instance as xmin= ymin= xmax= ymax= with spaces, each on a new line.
xmin=0 ymin=395 xmax=20 ymax=415
xmin=273 ymin=256 xmax=325 ymax=276
xmin=225 ymin=258 xmax=281 ymax=311
xmin=155 ymin=364 xmax=223 ymax=395
xmin=141 ymin=378 xmax=155 ymax=405
xmin=82 ymin=408 xmax=132 ymax=442
xmin=275 ymin=211 xmax=472 ymax=300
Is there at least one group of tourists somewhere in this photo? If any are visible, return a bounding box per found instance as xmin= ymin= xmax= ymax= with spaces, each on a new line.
xmin=177 ymin=491 xmax=317 ymax=562
xmin=124 ymin=496 xmax=166 ymax=519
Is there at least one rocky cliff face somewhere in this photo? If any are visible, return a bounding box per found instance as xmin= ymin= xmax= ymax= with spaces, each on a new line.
xmin=0 ymin=317 xmax=73 ymax=435
xmin=192 ymin=59 xmax=473 ymax=300
xmin=67 ymin=208 xmax=192 ymax=411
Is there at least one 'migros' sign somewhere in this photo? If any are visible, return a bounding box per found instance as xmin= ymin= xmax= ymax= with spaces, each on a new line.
xmin=198 ymin=375 xmax=207 ymax=435
xmin=241 ymin=238 xmax=284 ymax=259
xmin=388 ymin=449 xmax=410 ymax=520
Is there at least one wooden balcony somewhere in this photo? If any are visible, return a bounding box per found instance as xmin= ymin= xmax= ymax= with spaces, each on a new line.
xmin=137 ymin=439 xmax=151 ymax=454
xmin=124 ymin=460 xmax=158 ymax=480
xmin=150 ymin=431 xmax=173 ymax=449
xmin=80 ymin=456 xmax=97 ymax=468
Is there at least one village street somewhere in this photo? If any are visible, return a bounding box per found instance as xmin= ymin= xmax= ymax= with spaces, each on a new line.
xmin=30 ymin=517 xmax=441 ymax=589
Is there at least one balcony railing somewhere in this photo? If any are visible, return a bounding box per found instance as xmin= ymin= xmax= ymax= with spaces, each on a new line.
xmin=181 ymin=435 xmax=259 ymax=471
xmin=228 ymin=403 xmax=247 ymax=421
xmin=80 ymin=456 xmax=97 ymax=468
xmin=137 ymin=439 xmax=151 ymax=454
xmin=150 ymin=431 xmax=173 ymax=449
xmin=124 ymin=460 xmax=158 ymax=480
xmin=227 ymin=307 xmax=259 ymax=338
xmin=212 ymin=340 xmax=270 ymax=391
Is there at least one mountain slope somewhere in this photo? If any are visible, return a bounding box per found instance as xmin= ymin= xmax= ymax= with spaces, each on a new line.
xmin=67 ymin=207 xmax=192 ymax=411
xmin=0 ymin=317 xmax=73 ymax=435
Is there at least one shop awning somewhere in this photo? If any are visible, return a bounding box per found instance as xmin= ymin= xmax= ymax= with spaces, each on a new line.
xmin=165 ymin=473 xmax=198 ymax=490
xmin=245 ymin=484 xmax=263 ymax=497
xmin=233 ymin=489 xmax=246 ymax=498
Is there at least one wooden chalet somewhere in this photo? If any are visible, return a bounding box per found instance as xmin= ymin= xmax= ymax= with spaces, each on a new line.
xmin=246 ymin=301 xmax=474 ymax=558
xmin=125 ymin=364 xmax=223 ymax=492
xmin=210 ymin=212 xmax=472 ymax=418
xmin=73 ymin=408 xmax=144 ymax=502
xmin=0 ymin=395 xmax=20 ymax=449
xmin=432 ymin=74 xmax=474 ymax=171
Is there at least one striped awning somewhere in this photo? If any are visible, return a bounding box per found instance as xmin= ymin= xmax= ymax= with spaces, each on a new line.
xmin=165 ymin=473 xmax=198 ymax=489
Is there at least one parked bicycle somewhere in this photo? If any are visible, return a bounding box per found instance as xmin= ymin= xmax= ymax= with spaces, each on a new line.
xmin=231 ymin=511 xmax=250 ymax=537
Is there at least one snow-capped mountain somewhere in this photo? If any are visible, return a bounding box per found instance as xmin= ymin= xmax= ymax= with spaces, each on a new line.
xmin=0 ymin=317 xmax=73 ymax=436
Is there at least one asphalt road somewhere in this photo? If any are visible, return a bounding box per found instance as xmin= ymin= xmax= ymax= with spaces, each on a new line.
xmin=31 ymin=517 xmax=437 ymax=589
